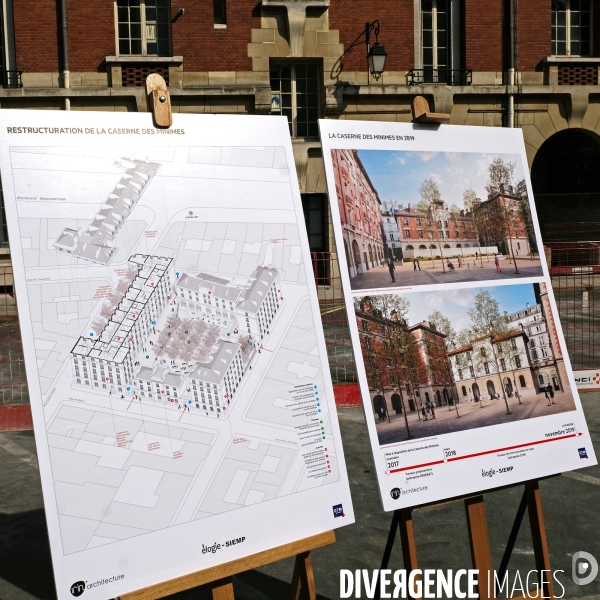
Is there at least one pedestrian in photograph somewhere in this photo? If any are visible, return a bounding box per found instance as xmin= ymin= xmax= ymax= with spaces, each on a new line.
xmin=547 ymin=384 xmax=555 ymax=404
xmin=544 ymin=386 xmax=550 ymax=404
xmin=377 ymin=404 xmax=385 ymax=421
xmin=494 ymin=254 xmax=501 ymax=272
xmin=421 ymin=405 xmax=428 ymax=421
xmin=415 ymin=257 xmax=421 ymax=271
xmin=388 ymin=259 xmax=396 ymax=282
xmin=413 ymin=258 xmax=418 ymax=271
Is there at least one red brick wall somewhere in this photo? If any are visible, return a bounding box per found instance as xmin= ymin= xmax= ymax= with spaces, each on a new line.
xmin=464 ymin=0 xmax=504 ymax=71
xmin=172 ymin=0 xmax=259 ymax=72
xmin=13 ymin=1 xmax=260 ymax=74
xmin=517 ymin=0 xmax=550 ymax=71
xmin=14 ymin=0 xmax=59 ymax=72
xmin=67 ymin=0 xmax=114 ymax=72
xmin=329 ymin=0 xmax=414 ymax=71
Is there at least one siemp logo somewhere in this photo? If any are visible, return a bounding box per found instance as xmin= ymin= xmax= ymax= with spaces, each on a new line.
xmin=70 ymin=581 xmax=85 ymax=597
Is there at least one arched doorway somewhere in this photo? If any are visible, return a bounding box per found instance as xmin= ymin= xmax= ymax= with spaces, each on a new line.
xmin=408 ymin=398 xmax=416 ymax=411
xmin=373 ymin=395 xmax=386 ymax=421
xmin=352 ymin=240 xmax=361 ymax=271
xmin=368 ymin=244 xmax=373 ymax=266
xmin=487 ymin=380 xmax=496 ymax=398
xmin=425 ymin=391 xmax=430 ymax=404
xmin=363 ymin=251 xmax=369 ymax=270
xmin=532 ymin=129 xmax=600 ymax=244
xmin=504 ymin=377 xmax=513 ymax=397
xmin=472 ymin=382 xmax=480 ymax=402
xmin=391 ymin=393 xmax=402 ymax=414
xmin=436 ymin=390 xmax=442 ymax=406
xmin=344 ymin=240 xmax=351 ymax=269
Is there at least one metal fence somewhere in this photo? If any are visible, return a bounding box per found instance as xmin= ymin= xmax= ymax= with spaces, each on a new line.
xmin=2 ymin=245 xmax=600 ymax=414
xmin=0 ymin=265 xmax=28 ymax=407
xmin=546 ymin=243 xmax=600 ymax=370
xmin=311 ymin=252 xmax=358 ymax=385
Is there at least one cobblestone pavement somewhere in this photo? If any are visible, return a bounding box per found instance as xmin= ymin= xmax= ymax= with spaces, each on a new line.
xmin=375 ymin=390 xmax=576 ymax=446
xmin=350 ymin=256 xmax=544 ymax=291
xmin=1 ymin=397 xmax=600 ymax=599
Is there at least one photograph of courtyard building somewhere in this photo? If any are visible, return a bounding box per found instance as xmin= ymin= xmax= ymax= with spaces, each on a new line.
xmin=355 ymin=283 xmax=576 ymax=446
xmin=332 ymin=149 xmax=543 ymax=291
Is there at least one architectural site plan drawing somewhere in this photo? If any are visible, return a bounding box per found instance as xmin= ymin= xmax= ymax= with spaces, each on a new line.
xmin=320 ymin=119 xmax=596 ymax=512
xmin=0 ymin=110 xmax=354 ymax=600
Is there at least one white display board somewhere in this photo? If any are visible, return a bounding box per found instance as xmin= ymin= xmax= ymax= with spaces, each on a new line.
xmin=319 ymin=119 xmax=596 ymax=512
xmin=0 ymin=110 xmax=353 ymax=600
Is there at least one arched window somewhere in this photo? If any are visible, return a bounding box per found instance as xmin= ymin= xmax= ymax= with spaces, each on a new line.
xmin=462 ymin=385 xmax=467 ymax=396
xmin=519 ymin=375 xmax=526 ymax=387
xmin=430 ymin=244 xmax=437 ymax=249
xmin=444 ymin=244 xmax=451 ymax=248
xmin=406 ymin=245 xmax=414 ymax=250
xmin=419 ymin=244 xmax=427 ymax=249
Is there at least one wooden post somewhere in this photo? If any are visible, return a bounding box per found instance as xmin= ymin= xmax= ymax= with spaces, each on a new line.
xmin=290 ymin=551 xmax=317 ymax=600
xmin=526 ymin=480 xmax=555 ymax=599
xmin=398 ymin=508 xmax=419 ymax=571
xmin=465 ymin=495 xmax=493 ymax=600
xmin=209 ymin=577 xmax=235 ymax=600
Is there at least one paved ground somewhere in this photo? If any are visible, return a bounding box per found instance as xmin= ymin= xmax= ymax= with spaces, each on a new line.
xmin=2 ymin=396 xmax=600 ymax=600
xmin=351 ymin=256 xmax=544 ymax=291
xmin=376 ymin=391 xmax=576 ymax=445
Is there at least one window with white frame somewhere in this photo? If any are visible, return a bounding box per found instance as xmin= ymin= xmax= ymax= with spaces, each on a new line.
xmin=552 ymin=0 xmax=591 ymax=56
xmin=270 ymin=63 xmax=320 ymax=138
xmin=116 ymin=0 xmax=171 ymax=56
xmin=422 ymin=0 xmax=449 ymax=74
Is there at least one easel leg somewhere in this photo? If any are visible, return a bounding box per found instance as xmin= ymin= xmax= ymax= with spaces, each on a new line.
xmin=290 ymin=551 xmax=316 ymax=600
xmin=380 ymin=509 xmax=402 ymax=570
xmin=210 ymin=577 xmax=235 ymax=600
xmin=398 ymin=508 xmax=419 ymax=571
xmin=465 ymin=495 xmax=493 ymax=600
xmin=526 ymin=480 xmax=555 ymax=599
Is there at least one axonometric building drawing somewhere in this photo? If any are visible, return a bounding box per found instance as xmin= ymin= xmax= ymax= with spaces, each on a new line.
xmin=54 ymin=158 xmax=160 ymax=264
xmin=71 ymin=254 xmax=174 ymax=393
xmin=177 ymin=266 xmax=281 ymax=341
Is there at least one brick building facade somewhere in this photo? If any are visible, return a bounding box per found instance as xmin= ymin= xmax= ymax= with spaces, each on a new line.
xmin=394 ymin=203 xmax=479 ymax=258
xmin=331 ymin=148 xmax=385 ymax=276
xmin=0 ymin=0 xmax=600 ymax=420
xmin=356 ymin=297 xmax=455 ymax=421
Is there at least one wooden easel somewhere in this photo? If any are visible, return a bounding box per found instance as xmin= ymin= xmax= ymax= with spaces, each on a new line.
xmin=376 ymin=479 xmax=555 ymax=600
xmin=111 ymin=74 xmax=335 ymax=600
xmin=114 ymin=530 xmax=335 ymax=600
xmin=398 ymin=101 xmax=553 ymax=599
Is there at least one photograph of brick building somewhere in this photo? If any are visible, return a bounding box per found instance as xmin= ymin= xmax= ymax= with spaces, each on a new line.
xmin=333 ymin=149 xmax=543 ymax=290
xmin=355 ymin=284 xmax=576 ymax=447
xmin=331 ymin=148 xmax=385 ymax=277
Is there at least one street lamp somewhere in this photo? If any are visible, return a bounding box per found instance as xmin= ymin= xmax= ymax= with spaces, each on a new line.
xmin=332 ymin=20 xmax=388 ymax=84
xmin=367 ymin=41 xmax=388 ymax=81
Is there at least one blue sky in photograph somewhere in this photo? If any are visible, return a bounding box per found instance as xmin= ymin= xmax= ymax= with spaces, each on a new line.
xmin=402 ymin=283 xmax=538 ymax=334
xmin=357 ymin=149 xmax=527 ymax=210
